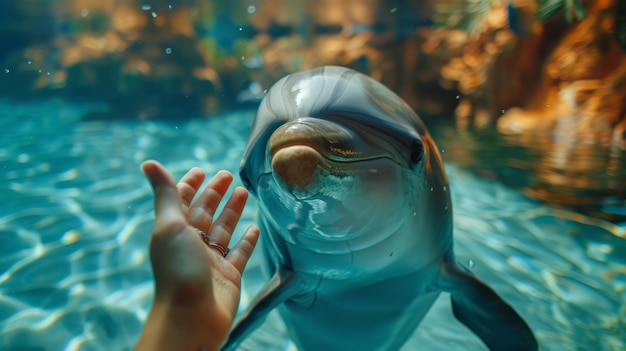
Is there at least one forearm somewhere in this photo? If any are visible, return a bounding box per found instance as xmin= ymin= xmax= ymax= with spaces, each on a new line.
xmin=135 ymin=301 xmax=224 ymax=351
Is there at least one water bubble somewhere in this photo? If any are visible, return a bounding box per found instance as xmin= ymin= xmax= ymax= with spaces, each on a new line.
xmin=247 ymin=5 xmax=256 ymax=14
xmin=468 ymin=259 xmax=475 ymax=268
xmin=3 ymin=69 xmax=8 ymax=74
xmin=27 ymin=60 xmax=32 ymax=65
xmin=152 ymin=11 xmax=157 ymax=18
xmin=430 ymin=187 xmax=434 ymax=191
xmin=455 ymin=95 xmax=460 ymax=100
xmin=501 ymin=109 xmax=506 ymax=114
xmin=81 ymin=9 xmax=89 ymax=17
xmin=390 ymin=7 xmax=398 ymax=13
xmin=165 ymin=47 xmax=172 ymax=54
xmin=443 ymin=186 xmax=447 ymax=192
xmin=141 ymin=4 xmax=151 ymax=10
xmin=238 ymin=27 xmax=243 ymax=31
xmin=168 ymin=4 xmax=172 ymax=9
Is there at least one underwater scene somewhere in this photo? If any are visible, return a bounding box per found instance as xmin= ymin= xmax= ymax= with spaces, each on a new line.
xmin=1 ymin=1 xmax=626 ymax=350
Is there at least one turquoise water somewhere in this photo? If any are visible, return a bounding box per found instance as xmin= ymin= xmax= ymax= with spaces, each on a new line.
xmin=1 ymin=99 xmax=625 ymax=350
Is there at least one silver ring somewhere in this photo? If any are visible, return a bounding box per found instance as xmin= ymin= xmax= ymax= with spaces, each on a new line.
xmin=194 ymin=228 xmax=229 ymax=257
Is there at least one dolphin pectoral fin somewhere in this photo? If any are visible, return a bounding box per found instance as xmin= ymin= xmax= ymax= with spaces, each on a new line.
xmin=220 ymin=267 xmax=303 ymax=351
xmin=438 ymin=262 xmax=538 ymax=351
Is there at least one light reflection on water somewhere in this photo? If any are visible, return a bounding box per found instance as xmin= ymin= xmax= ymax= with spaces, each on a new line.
xmin=0 ymin=100 xmax=624 ymax=351
xmin=427 ymin=117 xmax=626 ymax=221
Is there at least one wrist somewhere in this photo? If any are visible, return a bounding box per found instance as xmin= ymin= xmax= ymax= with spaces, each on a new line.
xmin=136 ymin=298 xmax=227 ymax=351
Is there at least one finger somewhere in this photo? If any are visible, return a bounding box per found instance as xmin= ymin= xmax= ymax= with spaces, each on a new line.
xmin=227 ymin=225 xmax=260 ymax=273
xmin=207 ymin=187 xmax=249 ymax=245
xmin=188 ymin=170 xmax=234 ymax=230
xmin=176 ymin=167 xmax=206 ymax=209
xmin=141 ymin=160 xmax=187 ymax=234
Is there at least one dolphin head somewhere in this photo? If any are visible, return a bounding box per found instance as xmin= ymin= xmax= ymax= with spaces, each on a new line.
xmin=240 ymin=66 xmax=450 ymax=258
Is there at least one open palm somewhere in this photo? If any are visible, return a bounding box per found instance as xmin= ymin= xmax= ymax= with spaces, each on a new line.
xmin=137 ymin=160 xmax=259 ymax=351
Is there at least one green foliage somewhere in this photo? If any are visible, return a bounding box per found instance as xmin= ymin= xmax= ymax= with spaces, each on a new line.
xmin=433 ymin=0 xmax=587 ymax=36
xmin=536 ymin=0 xmax=586 ymax=22
xmin=433 ymin=0 xmax=501 ymax=36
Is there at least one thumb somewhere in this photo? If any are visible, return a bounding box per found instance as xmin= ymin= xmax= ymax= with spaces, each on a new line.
xmin=141 ymin=160 xmax=186 ymax=230
xmin=142 ymin=161 xmax=209 ymax=301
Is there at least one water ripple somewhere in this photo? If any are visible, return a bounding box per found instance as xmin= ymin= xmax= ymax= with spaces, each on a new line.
xmin=0 ymin=100 xmax=624 ymax=350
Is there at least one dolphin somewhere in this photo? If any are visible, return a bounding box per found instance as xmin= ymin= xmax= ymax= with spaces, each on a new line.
xmin=224 ymin=66 xmax=537 ymax=351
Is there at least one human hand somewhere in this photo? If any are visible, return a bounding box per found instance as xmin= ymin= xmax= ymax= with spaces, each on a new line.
xmin=136 ymin=160 xmax=260 ymax=351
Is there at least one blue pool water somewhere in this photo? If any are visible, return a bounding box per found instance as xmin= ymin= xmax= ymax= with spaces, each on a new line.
xmin=1 ymin=99 xmax=625 ymax=350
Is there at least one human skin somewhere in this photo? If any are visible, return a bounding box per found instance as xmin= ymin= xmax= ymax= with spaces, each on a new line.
xmin=135 ymin=160 xmax=260 ymax=351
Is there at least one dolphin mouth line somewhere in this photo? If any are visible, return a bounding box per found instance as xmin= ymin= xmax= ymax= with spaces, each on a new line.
xmin=270 ymin=141 xmax=389 ymax=163
xmin=268 ymin=119 xmax=396 ymax=163
xmin=271 ymin=144 xmax=398 ymax=181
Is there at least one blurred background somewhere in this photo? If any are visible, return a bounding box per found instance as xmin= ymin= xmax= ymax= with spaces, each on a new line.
xmin=1 ymin=1 xmax=625 ymax=350
xmin=1 ymin=0 xmax=625 ymax=219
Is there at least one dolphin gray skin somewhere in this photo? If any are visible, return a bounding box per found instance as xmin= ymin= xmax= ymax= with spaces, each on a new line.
xmin=224 ymin=66 xmax=537 ymax=351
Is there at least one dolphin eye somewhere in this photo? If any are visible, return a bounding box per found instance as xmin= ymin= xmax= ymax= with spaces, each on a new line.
xmin=409 ymin=142 xmax=423 ymax=165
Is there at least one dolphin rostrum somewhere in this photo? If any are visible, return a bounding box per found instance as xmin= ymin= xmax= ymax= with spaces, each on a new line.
xmin=224 ymin=66 xmax=537 ymax=351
